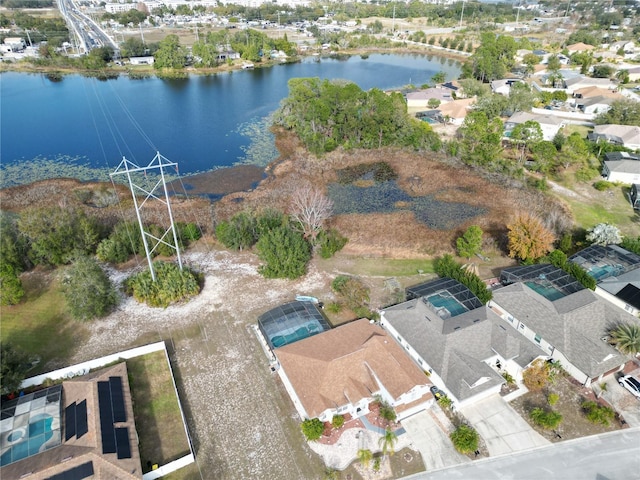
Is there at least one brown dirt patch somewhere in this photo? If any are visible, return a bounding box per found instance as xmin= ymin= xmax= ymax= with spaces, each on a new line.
xmin=215 ymin=134 xmax=568 ymax=259
xmin=510 ymin=374 xmax=626 ymax=442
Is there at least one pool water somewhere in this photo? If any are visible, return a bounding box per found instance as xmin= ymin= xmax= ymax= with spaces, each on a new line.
xmin=589 ymin=264 xmax=622 ymax=281
xmin=427 ymin=293 xmax=468 ymax=317
xmin=270 ymin=321 xmax=322 ymax=348
xmin=525 ymin=281 xmax=566 ymax=301
xmin=0 ymin=414 xmax=54 ymax=466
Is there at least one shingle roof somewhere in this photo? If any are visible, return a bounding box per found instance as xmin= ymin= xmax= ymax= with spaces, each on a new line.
xmin=275 ymin=319 xmax=430 ymax=418
xmin=382 ymin=297 xmax=516 ymax=402
xmin=492 ymin=283 xmax=640 ymax=378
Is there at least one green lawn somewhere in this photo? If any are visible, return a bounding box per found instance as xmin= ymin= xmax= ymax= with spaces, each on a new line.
xmin=0 ymin=272 xmax=87 ymax=373
xmin=318 ymin=256 xmax=435 ymax=278
xmin=127 ymin=351 xmax=191 ymax=473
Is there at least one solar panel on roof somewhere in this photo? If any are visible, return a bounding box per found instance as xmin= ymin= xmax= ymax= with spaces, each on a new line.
xmin=109 ymin=376 xmax=127 ymax=423
xmin=98 ymin=381 xmax=116 ymax=454
xmin=45 ymin=461 xmax=94 ymax=480
xmin=115 ymin=427 xmax=132 ymax=459
xmin=76 ymin=399 xmax=88 ymax=439
xmin=65 ymin=402 xmax=76 ymax=441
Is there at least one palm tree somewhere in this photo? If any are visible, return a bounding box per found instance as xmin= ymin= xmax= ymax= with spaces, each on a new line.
xmin=610 ymin=323 xmax=640 ymax=356
xmin=357 ymin=448 xmax=373 ymax=468
xmin=378 ymin=428 xmax=398 ymax=457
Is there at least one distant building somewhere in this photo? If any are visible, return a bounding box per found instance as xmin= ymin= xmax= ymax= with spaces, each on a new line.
xmin=591 ymin=124 xmax=640 ymax=151
xmin=505 ymin=111 xmax=565 ymax=141
xmin=129 ymin=56 xmax=155 ymax=65
xmin=1 ymin=37 xmax=26 ymax=53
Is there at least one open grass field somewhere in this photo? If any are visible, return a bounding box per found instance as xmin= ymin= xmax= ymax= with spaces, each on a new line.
xmin=127 ymin=351 xmax=191 ymax=473
xmin=0 ymin=270 xmax=89 ymax=372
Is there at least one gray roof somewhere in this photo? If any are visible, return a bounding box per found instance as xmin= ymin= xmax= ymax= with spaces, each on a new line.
xmin=598 ymin=268 xmax=640 ymax=296
xmin=492 ymin=283 xmax=640 ymax=378
xmin=382 ymin=295 xmax=540 ymax=402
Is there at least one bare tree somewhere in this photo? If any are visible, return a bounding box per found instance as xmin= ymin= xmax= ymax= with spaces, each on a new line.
xmin=289 ymin=184 xmax=333 ymax=241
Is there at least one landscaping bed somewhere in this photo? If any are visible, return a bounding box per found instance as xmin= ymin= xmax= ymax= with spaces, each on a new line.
xmin=510 ymin=374 xmax=625 ymax=442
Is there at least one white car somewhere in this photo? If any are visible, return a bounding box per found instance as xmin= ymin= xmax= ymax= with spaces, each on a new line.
xmin=618 ymin=375 xmax=640 ymax=399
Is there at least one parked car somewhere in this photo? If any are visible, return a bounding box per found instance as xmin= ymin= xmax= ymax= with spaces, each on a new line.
xmin=618 ymin=375 xmax=640 ymax=399
xmin=430 ymin=385 xmax=445 ymax=400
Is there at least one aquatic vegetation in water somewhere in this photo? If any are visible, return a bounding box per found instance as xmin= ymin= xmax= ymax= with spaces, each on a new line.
xmin=235 ymin=115 xmax=279 ymax=167
xmin=327 ymin=180 xmax=486 ymax=231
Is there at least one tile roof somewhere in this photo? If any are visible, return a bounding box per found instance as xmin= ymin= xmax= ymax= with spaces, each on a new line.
xmin=275 ymin=319 xmax=430 ymax=418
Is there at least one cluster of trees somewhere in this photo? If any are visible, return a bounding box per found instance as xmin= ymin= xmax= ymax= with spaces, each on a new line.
xmin=595 ymin=99 xmax=640 ymax=126
xmin=433 ymin=254 xmax=492 ymax=304
xmin=215 ymin=191 xmax=346 ymax=279
xmin=274 ymin=77 xmax=440 ymax=154
xmin=124 ymin=261 xmax=202 ymax=307
xmin=462 ymin=33 xmax=517 ymax=82
xmin=8 ymin=11 xmax=69 ymax=47
xmin=330 ymin=275 xmax=373 ymax=319
xmin=0 ymin=341 xmax=36 ymax=394
xmin=102 ymin=9 xmax=148 ymax=27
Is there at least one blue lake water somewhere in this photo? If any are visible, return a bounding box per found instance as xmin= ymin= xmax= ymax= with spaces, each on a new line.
xmin=0 ymin=53 xmax=460 ymax=187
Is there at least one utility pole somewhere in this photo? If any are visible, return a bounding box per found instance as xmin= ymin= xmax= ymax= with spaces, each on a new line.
xmin=392 ymin=3 xmax=396 ymax=33
xmin=110 ymin=152 xmax=183 ymax=282
xmin=459 ymin=0 xmax=466 ymax=29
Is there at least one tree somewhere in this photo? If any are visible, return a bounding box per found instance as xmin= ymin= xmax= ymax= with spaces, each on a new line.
xmin=427 ymin=97 xmax=441 ymax=109
xmin=331 ymin=275 xmax=370 ymax=311
xmin=592 ymin=65 xmax=614 ymax=79
xmin=595 ymin=99 xmax=640 ymax=126
xmin=586 ymin=223 xmax=622 ymax=246
xmin=358 ymin=449 xmax=373 ymax=468
xmin=522 ymin=53 xmax=540 ymax=76
xmin=63 ymin=256 xmax=118 ymax=321
xmin=547 ymin=54 xmax=561 ymax=74
xmin=431 ymin=71 xmax=446 ymax=84
xmin=522 ymin=359 xmax=553 ymax=391
xmin=456 ymin=225 xmax=483 ymax=260
xmin=256 ymin=226 xmax=311 ymax=279
xmin=507 ymin=213 xmax=555 ymax=262
xmin=615 ymin=69 xmax=629 ymax=85
xmin=378 ymin=428 xmax=398 ymax=456
xmin=458 ymin=111 xmax=504 ymax=168
xmin=289 ymin=184 xmax=333 ymax=241
xmin=450 ymin=424 xmax=479 ymax=454
xmin=609 ymin=323 xmax=640 ymax=356
xmin=510 ymin=120 xmax=543 ymax=163
xmin=120 ymin=37 xmax=147 ymax=58
xmin=0 ymin=342 xmax=32 ymax=394
xmin=434 ymin=254 xmax=492 ymax=303
xmin=154 ymin=34 xmax=187 ymax=69
xmin=301 ymin=418 xmax=324 ymax=441
xmin=215 ymin=212 xmax=257 ymax=251
xmin=18 ymin=206 xmax=102 ymax=266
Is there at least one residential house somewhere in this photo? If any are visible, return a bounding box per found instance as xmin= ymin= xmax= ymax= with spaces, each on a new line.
xmin=627 ymin=66 xmax=640 ymax=82
xmin=380 ymin=278 xmax=541 ymax=409
xmin=0 ymin=363 xmax=143 ymax=479
xmin=0 ymin=37 xmax=26 ymax=53
xmin=564 ymin=76 xmax=617 ymax=94
xmin=602 ymin=157 xmax=640 ymax=183
xmin=569 ymin=244 xmax=640 ymax=315
xmin=437 ymin=98 xmax=475 ymax=125
xmin=609 ymin=40 xmax=636 ymax=55
xmin=129 ymin=56 xmax=154 ymax=65
xmin=566 ymin=42 xmax=596 ymax=54
xmin=504 ymin=111 xmax=565 ymax=141
xmin=572 ymin=86 xmax=624 ymax=115
xmin=275 ymin=319 xmax=434 ymax=422
xmin=632 ymin=183 xmax=640 ymax=210
xmin=406 ymin=87 xmax=453 ymax=109
xmin=591 ymin=124 xmax=640 ymax=151
xmin=490 ymin=78 xmax=522 ymax=96
xmin=491 ymin=264 xmax=640 ymax=387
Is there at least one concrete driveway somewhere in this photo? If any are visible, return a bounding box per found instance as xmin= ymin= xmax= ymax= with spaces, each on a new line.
xmin=600 ymin=375 xmax=640 ymax=427
xmin=402 ymin=406 xmax=470 ymax=471
xmin=459 ymin=394 xmax=549 ymax=456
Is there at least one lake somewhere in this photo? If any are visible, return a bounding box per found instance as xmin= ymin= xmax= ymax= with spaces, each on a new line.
xmin=0 ymin=53 xmax=461 ymax=188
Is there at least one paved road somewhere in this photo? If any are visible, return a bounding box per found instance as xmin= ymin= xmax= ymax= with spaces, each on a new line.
xmin=404 ymin=427 xmax=640 ymax=480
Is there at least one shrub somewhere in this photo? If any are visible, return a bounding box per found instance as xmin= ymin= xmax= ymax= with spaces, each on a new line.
xmin=523 ymin=359 xmax=550 ymax=392
xmin=256 ymin=226 xmax=311 ymax=279
xmin=548 ymin=393 xmax=559 ymax=406
xmin=434 ymin=254 xmax=492 ymax=303
xmin=530 ymin=407 xmax=563 ymax=429
xmin=331 ymin=275 xmax=370 ymax=311
xmin=593 ymin=180 xmax=614 ymax=191
xmin=124 ymin=261 xmax=202 ymax=308
xmin=301 ymin=418 xmax=324 ymax=441
xmin=379 ymin=402 xmax=397 ymax=423
xmin=450 ymin=424 xmax=479 ymax=454
xmin=317 ymin=228 xmax=348 ymax=259
xmin=331 ymin=415 xmax=345 ymax=429
xmin=215 ymin=212 xmax=257 ymax=251
xmin=325 ymin=301 xmax=342 ymax=314
xmin=437 ymin=395 xmax=453 ymax=410
xmin=502 ymin=371 xmax=515 ymax=385
xmin=582 ymin=401 xmax=615 ymax=426
xmin=63 ymin=256 xmax=118 ymax=321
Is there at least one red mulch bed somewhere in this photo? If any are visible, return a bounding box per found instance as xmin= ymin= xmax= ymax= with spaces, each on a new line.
xmin=316 ymin=403 xmax=402 ymax=445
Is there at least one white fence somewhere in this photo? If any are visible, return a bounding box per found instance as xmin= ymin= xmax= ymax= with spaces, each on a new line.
xmin=20 ymin=341 xmax=196 ymax=480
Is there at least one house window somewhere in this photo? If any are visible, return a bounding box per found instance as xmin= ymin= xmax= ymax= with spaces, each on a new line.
xmin=397 ymin=335 xmax=402 ymax=342
xmin=507 ymin=315 xmax=514 ymax=323
xmin=519 ymin=323 xmax=525 ymax=330
xmin=534 ymin=334 xmax=542 ymax=344
xmin=418 ymin=358 xmax=423 ymax=365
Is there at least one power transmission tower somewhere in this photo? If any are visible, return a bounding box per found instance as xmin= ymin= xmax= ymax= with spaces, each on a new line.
xmin=110 ymin=152 xmax=183 ymax=281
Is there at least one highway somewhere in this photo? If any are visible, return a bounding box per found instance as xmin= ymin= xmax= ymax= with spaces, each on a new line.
xmin=56 ymin=0 xmax=118 ymax=54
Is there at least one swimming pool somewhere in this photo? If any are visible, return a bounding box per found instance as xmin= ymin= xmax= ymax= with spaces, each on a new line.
xmin=0 ymin=414 xmax=55 ymax=466
xmin=427 ymin=292 xmax=468 ymax=317
xmin=525 ymin=281 xmax=566 ymax=301
xmin=270 ymin=320 xmax=323 ymax=348
xmin=589 ymin=264 xmax=623 ymax=281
